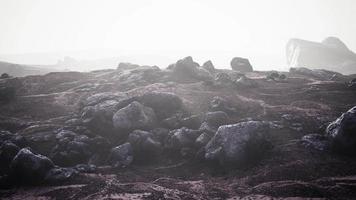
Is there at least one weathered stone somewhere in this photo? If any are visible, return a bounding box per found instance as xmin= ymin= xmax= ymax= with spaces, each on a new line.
xmin=205 ymin=121 xmax=271 ymax=164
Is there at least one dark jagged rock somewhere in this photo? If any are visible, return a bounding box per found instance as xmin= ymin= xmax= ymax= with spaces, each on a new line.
xmin=205 ymin=121 xmax=271 ymax=165
xmin=326 ymin=106 xmax=356 ymax=154
xmin=230 ymin=57 xmax=253 ymax=72
xmin=127 ymin=130 xmax=162 ymax=161
xmin=109 ymin=143 xmax=133 ymax=168
xmin=112 ymin=101 xmax=157 ymax=135
xmin=10 ymin=148 xmax=54 ymax=184
xmin=74 ymin=164 xmax=97 ymax=173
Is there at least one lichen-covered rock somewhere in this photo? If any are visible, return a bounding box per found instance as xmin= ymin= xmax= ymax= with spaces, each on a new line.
xmin=230 ymin=57 xmax=253 ymax=72
xmin=326 ymin=106 xmax=356 ymax=154
xmin=112 ymin=101 xmax=157 ymax=135
xmin=205 ymin=121 xmax=271 ymax=165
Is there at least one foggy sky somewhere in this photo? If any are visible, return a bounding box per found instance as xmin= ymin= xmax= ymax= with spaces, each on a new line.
xmin=0 ymin=0 xmax=355 ymax=70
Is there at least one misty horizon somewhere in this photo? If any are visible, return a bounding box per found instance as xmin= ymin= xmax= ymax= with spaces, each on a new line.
xmin=1 ymin=0 xmax=356 ymax=71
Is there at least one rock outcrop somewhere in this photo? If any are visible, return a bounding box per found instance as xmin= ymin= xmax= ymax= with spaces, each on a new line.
xmin=286 ymin=37 xmax=356 ymax=74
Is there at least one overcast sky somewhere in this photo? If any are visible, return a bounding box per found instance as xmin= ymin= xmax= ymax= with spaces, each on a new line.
xmin=0 ymin=0 xmax=355 ymax=70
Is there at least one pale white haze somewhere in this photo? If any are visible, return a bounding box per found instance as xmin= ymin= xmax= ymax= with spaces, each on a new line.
xmin=0 ymin=0 xmax=355 ymax=71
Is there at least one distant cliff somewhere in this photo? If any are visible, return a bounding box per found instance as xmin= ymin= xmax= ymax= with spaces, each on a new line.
xmin=286 ymin=37 xmax=356 ymax=74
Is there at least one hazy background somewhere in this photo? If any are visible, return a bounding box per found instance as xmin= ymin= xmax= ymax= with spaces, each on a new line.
xmin=0 ymin=0 xmax=355 ymax=71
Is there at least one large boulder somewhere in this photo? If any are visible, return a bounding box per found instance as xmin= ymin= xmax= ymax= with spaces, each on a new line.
xmin=326 ymin=106 xmax=356 ymax=154
xmin=136 ymin=92 xmax=184 ymax=120
xmin=205 ymin=121 xmax=271 ymax=165
xmin=108 ymin=143 xmax=133 ymax=167
xmin=112 ymin=101 xmax=157 ymax=136
xmin=81 ymin=99 xmax=121 ymax=137
xmin=168 ymin=56 xmax=213 ymax=82
xmin=10 ymin=148 xmax=54 ymax=183
xmin=230 ymin=57 xmax=253 ymax=72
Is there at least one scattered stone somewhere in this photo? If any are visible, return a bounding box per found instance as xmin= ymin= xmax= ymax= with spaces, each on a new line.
xmin=210 ymin=96 xmax=236 ymax=114
xmin=112 ymin=101 xmax=157 ymax=135
xmin=165 ymin=127 xmax=201 ymax=152
xmin=205 ymin=111 xmax=229 ymax=127
xmin=44 ymin=167 xmax=78 ymax=183
xmin=109 ymin=143 xmax=133 ymax=167
xmin=128 ymin=130 xmax=162 ymax=161
xmin=181 ymin=114 xmax=203 ymax=129
xmin=300 ymin=134 xmax=331 ymax=151
xmin=266 ymin=72 xmax=287 ymax=81
xmin=81 ymin=99 xmax=120 ymax=137
xmin=230 ymin=57 xmax=253 ymax=72
xmin=74 ymin=164 xmax=97 ymax=173
xmin=348 ymin=78 xmax=356 ymax=89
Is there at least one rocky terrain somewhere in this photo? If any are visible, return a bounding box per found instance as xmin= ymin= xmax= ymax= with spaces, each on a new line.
xmin=287 ymin=37 xmax=356 ymax=74
xmin=0 ymin=56 xmax=356 ymax=199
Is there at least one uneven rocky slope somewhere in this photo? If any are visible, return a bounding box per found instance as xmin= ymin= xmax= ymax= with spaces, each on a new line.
xmin=1 ymin=57 xmax=356 ymax=199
